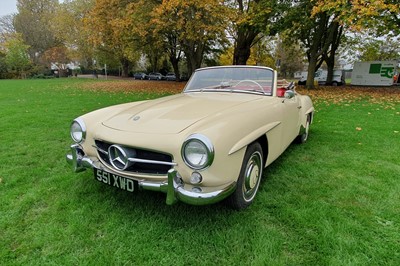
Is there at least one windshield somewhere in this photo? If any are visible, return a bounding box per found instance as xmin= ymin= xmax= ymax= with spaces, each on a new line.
xmin=184 ymin=66 xmax=274 ymax=96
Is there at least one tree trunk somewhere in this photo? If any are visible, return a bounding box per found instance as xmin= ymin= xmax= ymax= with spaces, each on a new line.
xmin=167 ymin=34 xmax=182 ymax=81
xmin=233 ymin=29 xmax=259 ymax=65
xmin=306 ymin=56 xmax=317 ymax=88
xmin=233 ymin=39 xmax=251 ymax=65
xmin=184 ymin=40 xmax=205 ymax=75
xmin=120 ymin=58 xmax=130 ymax=77
xmin=170 ymin=55 xmax=180 ymax=81
xmin=325 ymin=23 xmax=343 ymax=85
xmin=325 ymin=59 xmax=335 ymax=85
xmin=303 ymin=13 xmax=331 ymax=89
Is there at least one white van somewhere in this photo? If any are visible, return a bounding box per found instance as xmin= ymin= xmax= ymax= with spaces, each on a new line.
xmin=298 ymin=69 xmax=345 ymax=86
xmin=351 ymin=61 xmax=396 ymax=86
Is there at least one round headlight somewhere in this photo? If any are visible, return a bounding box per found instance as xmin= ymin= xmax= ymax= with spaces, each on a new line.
xmin=70 ymin=118 xmax=86 ymax=143
xmin=182 ymin=134 xmax=214 ymax=170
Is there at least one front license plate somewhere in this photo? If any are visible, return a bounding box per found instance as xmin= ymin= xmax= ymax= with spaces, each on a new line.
xmin=94 ymin=168 xmax=136 ymax=193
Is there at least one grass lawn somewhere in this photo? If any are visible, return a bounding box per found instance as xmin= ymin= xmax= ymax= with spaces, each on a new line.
xmin=0 ymin=78 xmax=399 ymax=265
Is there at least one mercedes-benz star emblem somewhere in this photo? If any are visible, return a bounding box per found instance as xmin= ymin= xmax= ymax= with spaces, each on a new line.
xmin=108 ymin=145 xmax=129 ymax=170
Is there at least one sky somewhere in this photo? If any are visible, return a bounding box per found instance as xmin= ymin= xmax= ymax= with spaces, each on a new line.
xmin=0 ymin=0 xmax=17 ymax=17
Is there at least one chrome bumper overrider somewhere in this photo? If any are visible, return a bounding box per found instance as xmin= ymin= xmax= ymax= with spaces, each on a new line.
xmin=66 ymin=144 xmax=236 ymax=205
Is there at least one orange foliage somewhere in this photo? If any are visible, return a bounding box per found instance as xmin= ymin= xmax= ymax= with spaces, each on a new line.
xmin=312 ymin=0 xmax=399 ymax=31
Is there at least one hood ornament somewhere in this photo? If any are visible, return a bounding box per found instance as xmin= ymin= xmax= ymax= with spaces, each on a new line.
xmin=132 ymin=116 xmax=141 ymax=121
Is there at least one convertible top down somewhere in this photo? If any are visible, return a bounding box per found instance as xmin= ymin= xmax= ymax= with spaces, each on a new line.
xmin=67 ymin=66 xmax=314 ymax=209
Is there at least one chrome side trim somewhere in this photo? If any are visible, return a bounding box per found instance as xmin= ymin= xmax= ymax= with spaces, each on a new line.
xmin=93 ymin=143 xmax=177 ymax=167
xmin=93 ymin=145 xmax=108 ymax=155
xmin=92 ymin=145 xmax=178 ymax=166
xmin=128 ymin=157 xmax=177 ymax=166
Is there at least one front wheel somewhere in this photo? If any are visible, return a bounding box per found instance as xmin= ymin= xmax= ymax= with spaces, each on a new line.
xmin=227 ymin=142 xmax=264 ymax=210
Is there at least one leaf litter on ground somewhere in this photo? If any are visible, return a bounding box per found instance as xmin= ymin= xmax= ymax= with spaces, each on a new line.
xmin=81 ymin=80 xmax=400 ymax=108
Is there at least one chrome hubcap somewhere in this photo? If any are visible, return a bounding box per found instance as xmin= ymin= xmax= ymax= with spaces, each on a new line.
xmin=243 ymin=151 xmax=262 ymax=201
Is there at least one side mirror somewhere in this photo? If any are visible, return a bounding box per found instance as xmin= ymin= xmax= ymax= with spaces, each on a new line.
xmin=284 ymin=90 xmax=295 ymax=99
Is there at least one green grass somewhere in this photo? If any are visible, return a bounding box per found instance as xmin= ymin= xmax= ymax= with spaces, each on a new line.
xmin=0 ymin=79 xmax=399 ymax=265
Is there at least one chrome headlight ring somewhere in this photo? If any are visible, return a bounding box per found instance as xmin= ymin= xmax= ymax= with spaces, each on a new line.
xmin=181 ymin=134 xmax=214 ymax=170
xmin=70 ymin=117 xmax=86 ymax=144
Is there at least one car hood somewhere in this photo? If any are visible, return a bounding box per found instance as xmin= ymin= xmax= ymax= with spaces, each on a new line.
xmin=102 ymin=93 xmax=264 ymax=134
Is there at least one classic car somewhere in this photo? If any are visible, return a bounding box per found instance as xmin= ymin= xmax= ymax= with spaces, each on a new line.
xmin=66 ymin=66 xmax=314 ymax=209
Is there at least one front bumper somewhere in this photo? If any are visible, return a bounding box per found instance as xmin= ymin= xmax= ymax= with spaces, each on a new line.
xmin=66 ymin=144 xmax=236 ymax=206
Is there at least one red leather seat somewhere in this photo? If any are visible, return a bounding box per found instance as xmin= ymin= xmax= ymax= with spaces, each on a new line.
xmin=277 ymin=87 xmax=286 ymax=97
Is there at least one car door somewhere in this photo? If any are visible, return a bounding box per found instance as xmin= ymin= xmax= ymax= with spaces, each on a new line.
xmin=280 ymin=94 xmax=301 ymax=149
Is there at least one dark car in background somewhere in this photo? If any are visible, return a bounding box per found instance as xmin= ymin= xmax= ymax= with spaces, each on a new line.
xmin=165 ymin=72 xmax=176 ymax=81
xmin=148 ymin=72 xmax=165 ymax=80
xmin=133 ymin=72 xmax=148 ymax=80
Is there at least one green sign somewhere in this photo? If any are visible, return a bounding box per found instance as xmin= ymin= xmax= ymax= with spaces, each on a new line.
xmin=369 ymin=63 xmax=394 ymax=78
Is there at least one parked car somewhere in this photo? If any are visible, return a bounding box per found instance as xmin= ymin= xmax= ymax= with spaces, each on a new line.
xmin=148 ymin=72 xmax=165 ymax=80
xmin=133 ymin=72 xmax=148 ymax=80
xmin=66 ymin=66 xmax=314 ymax=209
xmin=165 ymin=72 xmax=176 ymax=81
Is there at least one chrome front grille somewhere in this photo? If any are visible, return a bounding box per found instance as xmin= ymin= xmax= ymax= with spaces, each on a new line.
xmin=94 ymin=140 xmax=175 ymax=175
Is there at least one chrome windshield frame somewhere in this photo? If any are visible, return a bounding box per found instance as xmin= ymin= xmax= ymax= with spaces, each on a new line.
xmin=183 ymin=66 xmax=275 ymax=96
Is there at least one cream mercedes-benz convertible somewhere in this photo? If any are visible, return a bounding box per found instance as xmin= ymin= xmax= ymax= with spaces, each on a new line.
xmin=66 ymin=66 xmax=314 ymax=209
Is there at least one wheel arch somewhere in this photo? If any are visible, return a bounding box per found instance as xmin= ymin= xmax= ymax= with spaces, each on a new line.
xmin=255 ymin=134 xmax=268 ymax=168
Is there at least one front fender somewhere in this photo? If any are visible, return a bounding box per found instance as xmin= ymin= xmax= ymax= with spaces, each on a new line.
xmin=300 ymin=95 xmax=314 ymax=125
xmin=228 ymin=121 xmax=281 ymax=155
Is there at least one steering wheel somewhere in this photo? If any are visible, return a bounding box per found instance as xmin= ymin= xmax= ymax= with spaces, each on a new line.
xmin=233 ymin=79 xmax=264 ymax=93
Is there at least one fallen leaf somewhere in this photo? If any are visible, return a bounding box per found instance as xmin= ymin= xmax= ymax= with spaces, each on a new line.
xmin=356 ymin=127 xmax=362 ymax=131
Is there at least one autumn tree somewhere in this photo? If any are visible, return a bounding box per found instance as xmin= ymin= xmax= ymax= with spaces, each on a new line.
xmin=14 ymin=0 xmax=60 ymax=62
xmin=275 ymin=36 xmax=305 ymax=78
xmin=51 ymin=0 xmax=95 ymax=68
xmin=3 ymin=33 xmax=32 ymax=78
xmin=149 ymin=1 xmax=183 ymax=79
xmin=0 ymin=15 xmax=17 ymax=78
xmin=281 ymin=1 xmax=345 ymax=88
xmin=0 ymin=14 xmax=16 ymax=44
xmin=41 ymin=46 xmax=70 ymax=77
xmin=313 ymin=0 xmax=399 ymax=35
xmin=84 ymin=0 xmax=141 ymax=77
xmin=348 ymin=34 xmax=400 ymax=61
xmin=0 ymin=51 xmax=7 ymax=78
xmin=228 ymin=0 xmax=278 ymax=65
xmin=152 ymin=0 xmax=230 ymax=75
xmin=127 ymin=0 xmax=167 ymax=74
xmin=311 ymin=0 xmax=400 ymax=84
xmin=247 ymin=37 xmax=276 ymax=67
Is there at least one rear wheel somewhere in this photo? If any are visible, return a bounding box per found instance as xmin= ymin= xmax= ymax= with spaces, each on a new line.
xmin=227 ymin=142 xmax=264 ymax=210
xmin=296 ymin=114 xmax=311 ymax=144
